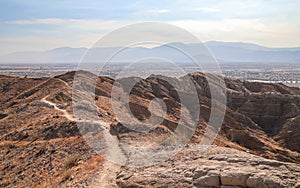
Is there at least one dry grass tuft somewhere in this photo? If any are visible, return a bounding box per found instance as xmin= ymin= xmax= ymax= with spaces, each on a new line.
xmin=84 ymin=155 xmax=104 ymax=171
xmin=64 ymin=154 xmax=79 ymax=169
xmin=60 ymin=170 xmax=72 ymax=183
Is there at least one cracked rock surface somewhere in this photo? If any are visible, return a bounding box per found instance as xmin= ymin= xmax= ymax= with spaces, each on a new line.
xmin=117 ymin=145 xmax=300 ymax=188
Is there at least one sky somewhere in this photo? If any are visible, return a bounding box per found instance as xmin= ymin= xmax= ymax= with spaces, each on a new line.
xmin=0 ymin=0 xmax=300 ymax=56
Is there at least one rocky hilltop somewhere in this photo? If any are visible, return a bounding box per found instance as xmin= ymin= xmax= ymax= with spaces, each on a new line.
xmin=0 ymin=71 xmax=299 ymax=187
xmin=118 ymin=145 xmax=300 ymax=188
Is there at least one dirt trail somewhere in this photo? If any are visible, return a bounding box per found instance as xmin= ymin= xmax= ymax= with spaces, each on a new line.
xmin=41 ymin=96 xmax=75 ymax=121
xmin=41 ymin=96 xmax=126 ymax=187
xmin=88 ymin=160 xmax=122 ymax=188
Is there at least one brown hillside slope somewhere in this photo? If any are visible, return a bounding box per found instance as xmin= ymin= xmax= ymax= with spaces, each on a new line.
xmin=0 ymin=71 xmax=299 ymax=187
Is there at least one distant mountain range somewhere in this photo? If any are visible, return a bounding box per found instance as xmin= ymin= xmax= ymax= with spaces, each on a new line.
xmin=1 ymin=41 xmax=300 ymax=64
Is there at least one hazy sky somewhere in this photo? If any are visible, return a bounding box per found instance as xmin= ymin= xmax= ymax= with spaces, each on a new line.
xmin=1 ymin=0 xmax=300 ymax=55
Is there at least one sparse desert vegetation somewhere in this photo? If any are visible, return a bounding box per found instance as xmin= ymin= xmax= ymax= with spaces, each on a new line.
xmin=0 ymin=71 xmax=300 ymax=187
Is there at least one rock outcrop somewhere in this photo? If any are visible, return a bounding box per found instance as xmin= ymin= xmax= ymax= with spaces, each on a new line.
xmin=117 ymin=145 xmax=300 ymax=188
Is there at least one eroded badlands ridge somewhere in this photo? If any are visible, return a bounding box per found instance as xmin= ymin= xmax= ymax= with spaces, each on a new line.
xmin=0 ymin=71 xmax=299 ymax=187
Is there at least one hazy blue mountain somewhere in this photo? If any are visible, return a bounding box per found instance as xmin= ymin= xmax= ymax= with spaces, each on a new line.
xmin=205 ymin=41 xmax=269 ymax=51
xmin=0 ymin=47 xmax=87 ymax=64
xmin=205 ymin=41 xmax=300 ymax=63
xmin=1 ymin=41 xmax=300 ymax=64
xmin=205 ymin=41 xmax=300 ymax=52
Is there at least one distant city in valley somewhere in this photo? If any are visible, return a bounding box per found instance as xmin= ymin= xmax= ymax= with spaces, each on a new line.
xmin=221 ymin=63 xmax=300 ymax=88
xmin=1 ymin=41 xmax=299 ymax=87
xmin=1 ymin=62 xmax=299 ymax=88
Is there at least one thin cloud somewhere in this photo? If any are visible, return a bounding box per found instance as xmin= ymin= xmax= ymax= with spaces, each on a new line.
xmin=5 ymin=18 xmax=126 ymax=31
xmin=134 ymin=9 xmax=170 ymax=16
xmin=194 ymin=7 xmax=219 ymax=13
xmin=170 ymin=19 xmax=300 ymax=47
xmin=6 ymin=18 xmax=66 ymax=25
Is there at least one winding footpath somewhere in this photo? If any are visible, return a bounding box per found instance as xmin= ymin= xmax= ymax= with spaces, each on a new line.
xmin=41 ymin=96 xmax=126 ymax=187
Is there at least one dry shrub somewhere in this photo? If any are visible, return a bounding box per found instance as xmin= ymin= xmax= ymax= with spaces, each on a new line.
xmin=84 ymin=155 xmax=104 ymax=171
xmin=1 ymin=142 xmax=16 ymax=155
xmin=61 ymin=170 xmax=72 ymax=182
xmin=2 ymin=141 xmax=16 ymax=149
xmin=0 ymin=176 xmax=13 ymax=187
xmin=64 ymin=154 xmax=79 ymax=169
